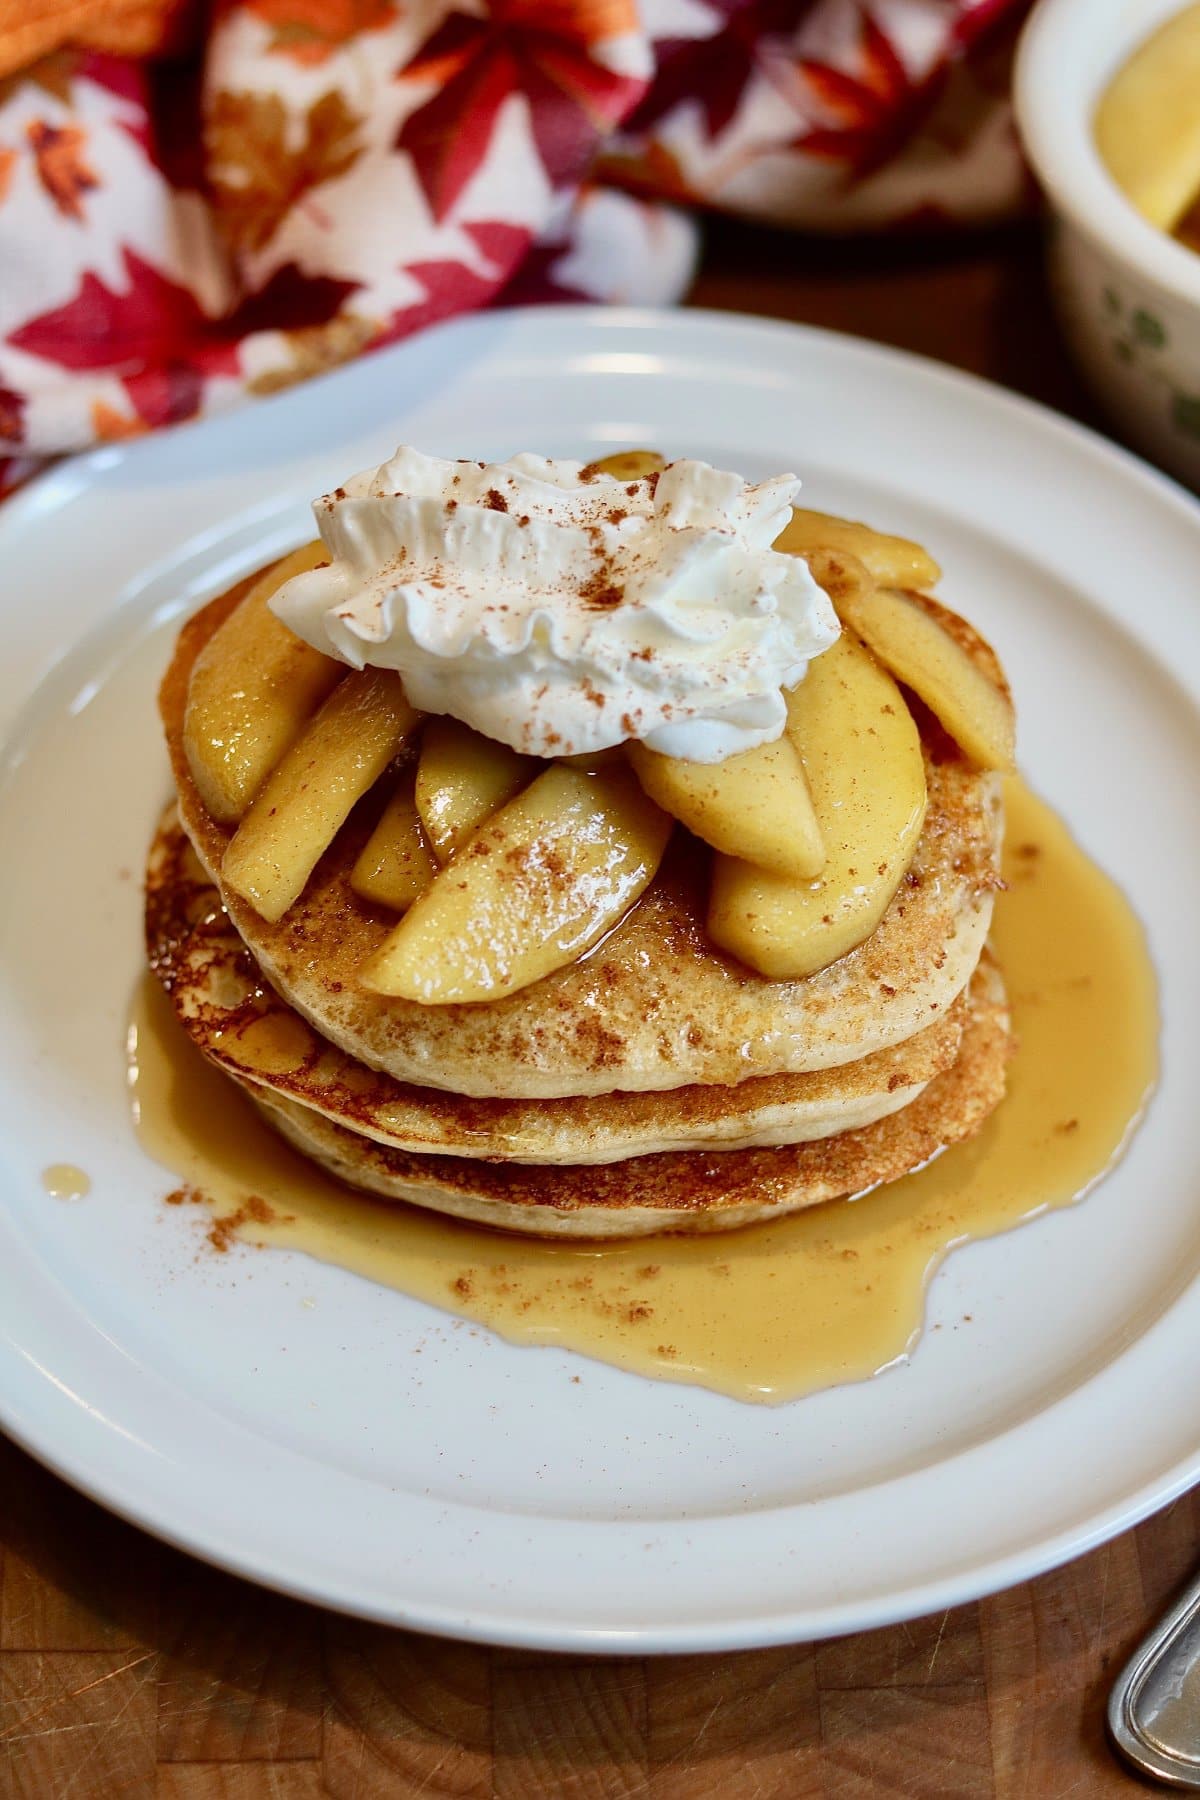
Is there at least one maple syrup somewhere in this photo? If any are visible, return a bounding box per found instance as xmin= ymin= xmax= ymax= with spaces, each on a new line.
xmin=41 ymin=1164 xmax=92 ymax=1201
xmin=126 ymin=779 xmax=1158 ymax=1404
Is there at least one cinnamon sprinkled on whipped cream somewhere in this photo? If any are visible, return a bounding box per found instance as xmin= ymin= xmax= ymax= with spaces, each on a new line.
xmin=272 ymin=448 xmax=840 ymax=761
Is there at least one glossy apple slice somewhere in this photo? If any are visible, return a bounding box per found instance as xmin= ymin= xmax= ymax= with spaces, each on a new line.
xmin=775 ymin=508 xmax=941 ymax=590
xmin=415 ymin=719 xmax=535 ymax=864
xmin=222 ymin=670 xmax=419 ymax=922
xmin=587 ymin=450 xmax=666 ymax=481
xmin=627 ymin=733 xmax=824 ymax=877
xmin=351 ymin=774 xmax=437 ymax=912
xmin=360 ymin=765 xmax=672 ymax=1002
xmin=836 ymin=585 xmax=1015 ymax=772
xmin=708 ymin=632 xmax=926 ymax=980
xmin=184 ymin=542 xmax=342 ymax=823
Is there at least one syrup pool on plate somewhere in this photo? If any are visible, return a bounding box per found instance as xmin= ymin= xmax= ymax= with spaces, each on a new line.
xmin=127 ymin=778 xmax=1157 ymax=1404
xmin=41 ymin=1164 xmax=92 ymax=1201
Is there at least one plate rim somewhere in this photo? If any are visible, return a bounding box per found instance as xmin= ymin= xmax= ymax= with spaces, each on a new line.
xmin=2 ymin=302 xmax=1200 ymax=1651
xmin=11 ymin=300 xmax=1200 ymax=533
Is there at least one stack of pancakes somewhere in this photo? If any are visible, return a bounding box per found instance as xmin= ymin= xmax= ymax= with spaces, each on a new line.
xmin=148 ymin=572 xmax=1011 ymax=1238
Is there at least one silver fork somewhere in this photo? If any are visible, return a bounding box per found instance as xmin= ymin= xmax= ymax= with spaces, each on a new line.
xmin=1110 ymin=1566 xmax=1200 ymax=1787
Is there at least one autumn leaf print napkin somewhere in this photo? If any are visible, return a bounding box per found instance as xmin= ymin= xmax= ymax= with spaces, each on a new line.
xmin=0 ymin=0 xmax=1031 ymax=481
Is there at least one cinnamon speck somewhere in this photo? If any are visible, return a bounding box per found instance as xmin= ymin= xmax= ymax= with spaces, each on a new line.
xmin=207 ymin=1194 xmax=281 ymax=1254
xmin=580 ymin=564 xmax=624 ymax=609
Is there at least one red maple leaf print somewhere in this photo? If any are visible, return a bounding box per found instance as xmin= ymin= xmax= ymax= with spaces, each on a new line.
xmin=462 ymin=218 xmax=535 ymax=273
xmin=365 ymin=223 xmax=531 ymax=345
xmin=396 ymin=2 xmax=646 ymax=222
xmin=225 ymin=264 xmax=360 ymax=335
xmin=0 ymin=453 xmax=42 ymax=498
xmin=8 ymin=249 xmax=238 ymax=376
xmin=0 ymin=386 xmax=26 ymax=443
xmin=496 ymin=237 xmax=591 ymax=306
xmin=28 ymin=120 xmax=100 ymax=220
xmin=950 ymin=0 xmax=1028 ymax=54
xmin=121 ymin=364 xmax=208 ymax=431
xmin=77 ymin=53 xmax=146 ymax=106
xmin=794 ymin=13 xmax=941 ymax=177
xmin=627 ymin=0 xmax=798 ymax=143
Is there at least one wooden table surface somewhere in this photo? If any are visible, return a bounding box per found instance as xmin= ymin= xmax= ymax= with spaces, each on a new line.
xmin=0 ymin=220 xmax=1182 ymax=1799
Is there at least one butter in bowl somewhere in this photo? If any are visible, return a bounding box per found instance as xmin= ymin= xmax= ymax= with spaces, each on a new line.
xmin=1016 ymin=0 xmax=1200 ymax=487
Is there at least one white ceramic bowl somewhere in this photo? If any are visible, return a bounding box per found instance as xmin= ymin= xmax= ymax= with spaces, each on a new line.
xmin=1016 ymin=0 xmax=1200 ymax=486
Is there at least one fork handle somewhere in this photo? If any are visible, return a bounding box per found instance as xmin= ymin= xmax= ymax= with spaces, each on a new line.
xmin=1110 ymin=1563 xmax=1200 ymax=1788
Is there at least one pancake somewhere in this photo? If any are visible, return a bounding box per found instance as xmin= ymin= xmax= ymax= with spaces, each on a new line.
xmin=161 ymin=578 xmax=1005 ymax=1100
xmin=147 ymin=805 xmax=969 ymax=1164
xmin=243 ymin=954 xmax=1010 ymax=1237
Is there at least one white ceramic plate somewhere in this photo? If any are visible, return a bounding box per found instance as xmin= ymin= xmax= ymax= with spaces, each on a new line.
xmin=2 ymin=307 xmax=1200 ymax=1652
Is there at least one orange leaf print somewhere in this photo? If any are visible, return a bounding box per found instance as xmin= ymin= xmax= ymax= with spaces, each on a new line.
xmin=90 ymin=399 xmax=148 ymax=441
xmin=207 ymin=89 xmax=363 ymax=254
xmin=247 ymin=311 xmax=379 ymax=394
xmin=0 ymin=50 xmax=80 ymax=110
xmin=28 ymin=120 xmax=99 ymax=221
xmin=247 ymin=0 xmax=397 ymax=65
xmin=596 ymin=139 xmax=694 ymax=205
xmin=496 ymin=0 xmax=639 ymax=49
xmin=0 ymin=146 xmax=16 ymax=205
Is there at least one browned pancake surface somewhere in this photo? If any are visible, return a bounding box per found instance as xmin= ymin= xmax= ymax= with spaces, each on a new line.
xmin=147 ymin=806 xmax=968 ymax=1164
xmin=248 ymin=954 xmax=1010 ymax=1236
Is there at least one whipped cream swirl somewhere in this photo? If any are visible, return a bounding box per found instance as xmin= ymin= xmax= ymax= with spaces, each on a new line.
xmin=271 ymin=448 xmax=840 ymax=762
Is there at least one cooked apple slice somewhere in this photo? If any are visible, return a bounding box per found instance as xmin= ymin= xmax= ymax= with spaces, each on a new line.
xmin=835 ymin=585 xmax=1015 ymax=772
xmin=223 ymin=671 xmax=419 ymax=922
xmin=775 ymin=508 xmax=941 ymax=590
xmin=708 ymin=633 xmax=926 ymax=981
xmin=627 ymin=733 xmax=824 ymax=877
xmin=351 ymin=775 xmax=437 ymax=912
xmin=360 ymin=765 xmax=673 ymax=1002
xmin=184 ymin=542 xmax=342 ymax=823
xmin=588 ymin=450 xmax=666 ymax=481
xmin=415 ymin=719 xmax=535 ymax=864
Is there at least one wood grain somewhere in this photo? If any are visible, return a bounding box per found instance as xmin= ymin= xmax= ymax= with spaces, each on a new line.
xmin=0 ymin=1429 xmax=1170 ymax=1797
xmin=0 ymin=227 xmax=1168 ymax=1798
